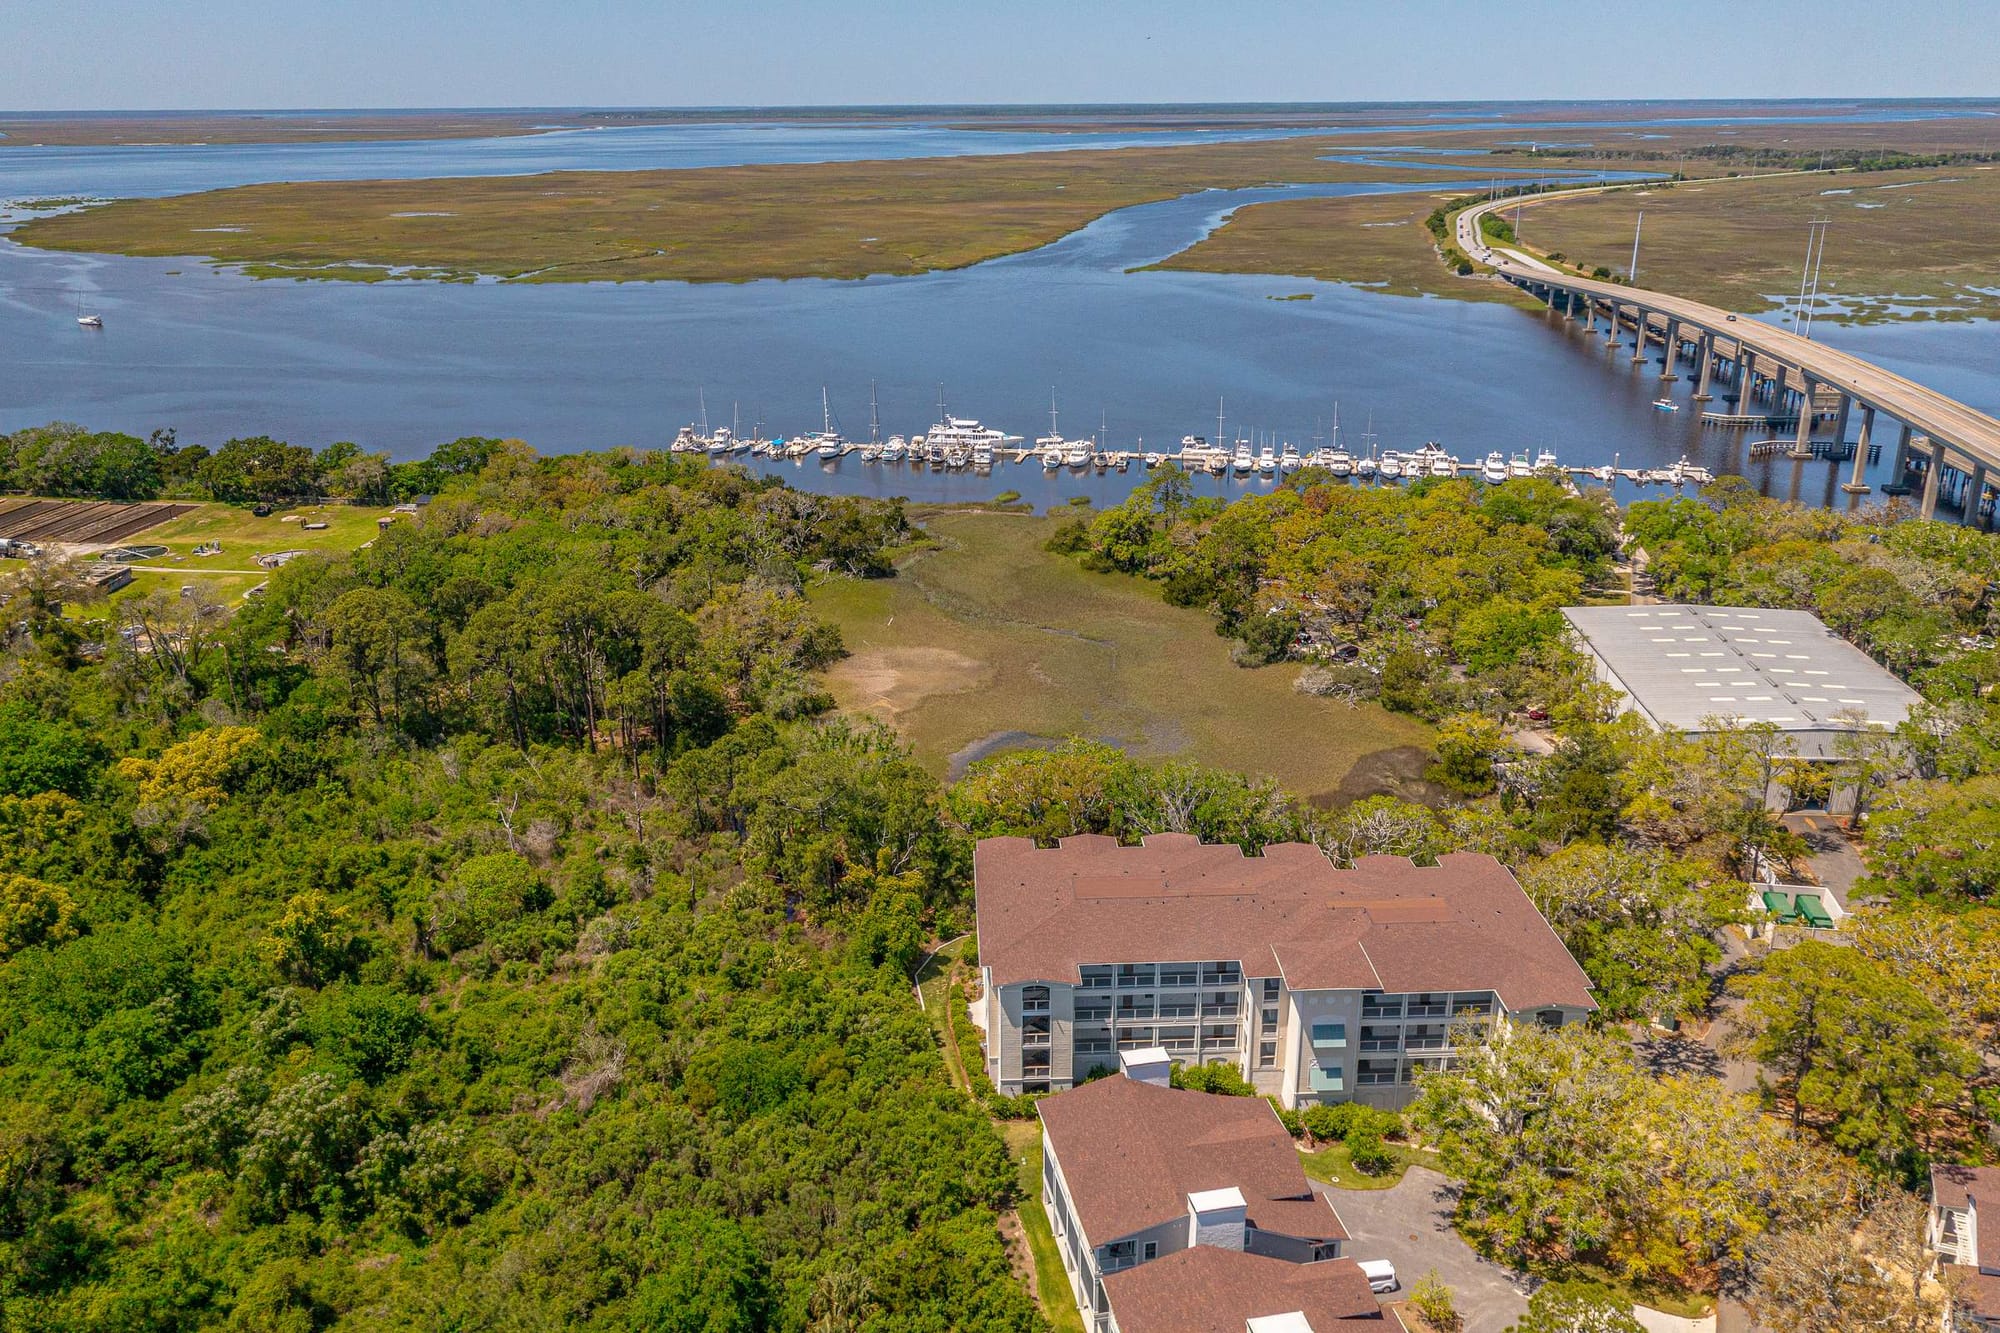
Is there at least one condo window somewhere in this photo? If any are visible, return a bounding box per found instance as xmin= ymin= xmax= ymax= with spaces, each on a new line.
xmin=1262 ymin=978 xmax=1282 ymax=998
xmin=1261 ymin=1007 xmax=1279 ymax=1030
xmin=1309 ymin=1064 xmax=1345 ymax=1092
xmin=1141 ymin=1242 xmax=1157 ymax=1262
xmin=1310 ymin=1022 xmax=1347 ymax=1048
xmin=1258 ymin=1040 xmax=1277 ymax=1067
xmin=1158 ymin=966 xmax=1197 ymax=987
xmin=1117 ymin=964 xmax=1156 ymax=988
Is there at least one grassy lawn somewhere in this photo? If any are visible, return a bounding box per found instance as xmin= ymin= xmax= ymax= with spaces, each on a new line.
xmin=1008 ymin=1124 xmax=1086 ymax=1333
xmin=1151 ymin=188 xmax=1537 ymax=308
xmin=1297 ymin=1140 xmax=1443 ymax=1190
xmin=63 ymin=500 xmax=391 ymax=620
xmin=1513 ymin=167 xmax=2000 ymax=322
xmin=810 ymin=508 xmax=1432 ymax=804
xmin=10 ymin=139 xmax=1471 ymax=285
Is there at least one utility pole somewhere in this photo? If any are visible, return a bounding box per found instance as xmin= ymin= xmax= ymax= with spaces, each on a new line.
xmin=1629 ymin=211 xmax=1644 ymax=282
xmin=1802 ymin=219 xmax=1830 ymax=340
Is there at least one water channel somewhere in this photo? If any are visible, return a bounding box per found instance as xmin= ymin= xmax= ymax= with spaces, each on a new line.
xmin=3 ymin=109 xmax=1995 ymax=510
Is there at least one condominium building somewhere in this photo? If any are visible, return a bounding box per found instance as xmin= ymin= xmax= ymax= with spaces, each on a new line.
xmin=1039 ymin=1052 xmax=1381 ymax=1332
xmin=973 ymin=834 xmax=1594 ymax=1108
xmin=1932 ymin=1165 xmax=2000 ymax=1329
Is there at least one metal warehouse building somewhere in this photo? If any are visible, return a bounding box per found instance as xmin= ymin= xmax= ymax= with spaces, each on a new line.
xmin=1560 ymin=604 xmax=1922 ymax=759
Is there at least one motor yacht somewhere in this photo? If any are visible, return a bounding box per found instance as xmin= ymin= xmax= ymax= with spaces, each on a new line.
xmin=1481 ymin=451 xmax=1509 ymax=483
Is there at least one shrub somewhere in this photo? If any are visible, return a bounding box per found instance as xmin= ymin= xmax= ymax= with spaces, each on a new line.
xmin=1410 ymin=1269 xmax=1462 ymax=1332
xmin=1347 ymin=1129 xmax=1396 ymax=1176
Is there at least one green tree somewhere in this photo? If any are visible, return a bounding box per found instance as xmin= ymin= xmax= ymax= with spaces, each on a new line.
xmin=1430 ymin=711 xmax=1508 ymax=795
xmin=0 ymin=872 xmax=78 ymax=958
xmin=1506 ymin=1283 xmax=1644 ymax=1333
xmin=1729 ymin=941 xmax=1977 ymax=1172
xmin=1521 ymin=845 xmax=1737 ymax=1021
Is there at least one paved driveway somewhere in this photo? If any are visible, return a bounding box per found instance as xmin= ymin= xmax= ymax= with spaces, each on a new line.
xmin=1322 ymin=1167 xmax=1532 ymax=1333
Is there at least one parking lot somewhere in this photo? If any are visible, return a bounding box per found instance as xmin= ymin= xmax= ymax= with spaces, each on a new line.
xmin=1321 ymin=1167 xmax=1532 ymax=1333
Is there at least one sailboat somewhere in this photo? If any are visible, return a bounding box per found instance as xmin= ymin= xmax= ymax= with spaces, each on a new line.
xmin=1037 ymin=389 xmax=1065 ymax=468
xmin=1325 ymin=403 xmax=1354 ymax=476
xmin=860 ymin=384 xmax=884 ymax=462
xmin=815 ymin=388 xmax=846 ymax=458
xmin=73 ymin=293 xmax=102 ymax=329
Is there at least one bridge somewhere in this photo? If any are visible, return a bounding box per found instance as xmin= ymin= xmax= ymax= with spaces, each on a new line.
xmin=1455 ymin=189 xmax=2000 ymax=523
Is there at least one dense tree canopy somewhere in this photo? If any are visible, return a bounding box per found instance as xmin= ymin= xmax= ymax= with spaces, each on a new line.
xmin=0 ymin=443 xmax=1042 ymax=1331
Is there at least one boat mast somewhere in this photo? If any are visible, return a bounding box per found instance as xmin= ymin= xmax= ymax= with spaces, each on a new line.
xmin=870 ymin=381 xmax=880 ymax=443
xmin=1049 ymin=388 xmax=1059 ymax=440
xmin=1217 ymin=396 xmax=1225 ymax=448
xmin=1331 ymin=400 xmax=1341 ymax=449
xmin=822 ymin=385 xmax=832 ymax=435
xmin=699 ymin=387 xmax=709 ymax=437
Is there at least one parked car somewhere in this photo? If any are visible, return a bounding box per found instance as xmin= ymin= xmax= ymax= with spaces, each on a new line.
xmin=1358 ymin=1259 xmax=1399 ymax=1294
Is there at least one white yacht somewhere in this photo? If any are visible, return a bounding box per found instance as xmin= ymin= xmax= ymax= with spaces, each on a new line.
xmin=806 ymin=388 xmax=845 ymax=459
xmin=1481 ymin=451 xmax=1509 ymax=483
xmin=1507 ymin=450 xmax=1533 ymax=478
xmin=1143 ymin=451 xmax=1164 ymax=468
xmin=77 ymin=313 xmax=102 ymax=329
xmin=1257 ymin=444 xmax=1278 ymax=475
xmin=1041 ymin=442 xmax=1064 ymax=469
xmin=1592 ymin=462 xmax=1618 ymax=483
xmin=1232 ymin=440 xmax=1255 ymax=475
xmin=1413 ymin=444 xmax=1455 ymax=478
xmin=706 ymin=428 xmax=733 ymax=456
xmin=882 ymin=435 xmax=908 ymax=463
xmin=1534 ymin=448 xmax=1560 ymax=472
xmin=1063 ymin=437 xmax=1090 ymax=468
xmin=1377 ymin=451 xmax=1405 ymax=480
xmin=671 ymin=426 xmax=702 ymax=453
xmin=1279 ymin=442 xmax=1303 ymax=473
xmin=1325 ymin=448 xmax=1354 ymax=477
xmin=926 ymin=415 xmax=1015 ymax=462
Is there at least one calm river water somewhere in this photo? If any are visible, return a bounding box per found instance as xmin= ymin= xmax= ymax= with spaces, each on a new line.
xmin=3 ymin=111 xmax=1996 ymax=510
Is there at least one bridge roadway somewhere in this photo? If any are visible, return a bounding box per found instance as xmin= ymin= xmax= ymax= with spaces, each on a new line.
xmin=1454 ymin=189 xmax=2000 ymax=521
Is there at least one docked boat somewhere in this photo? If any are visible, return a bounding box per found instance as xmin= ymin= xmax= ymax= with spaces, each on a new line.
xmin=1063 ymin=438 xmax=1090 ymax=468
xmin=1377 ymin=451 xmax=1405 ymax=480
xmin=926 ymin=415 xmax=1015 ymax=462
xmin=1143 ymin=452 xmax=1165 ymax=469
xmin=1232 ymin=441 xmax=1255 ymax=475
xmin=859 ymin=444 xmax=882 ymax=463
xmin=1036 ymin=391 xmax=1066 ymax=466
xmin=1279 ymin=442 xmax=1302 ymax=473
xmin=882 ymin=435 xmax=908 ymax=462
xmin=1257 ymin=445 xmax=1278 ymax=475
xmin=1534 ymin=448 xmax=1560 ymax=472
xmin=1356 ymin=455 xmax=1378 ymax=478
xmin=1507 ymin=451 xmax=1533 ymax=479
xmin=1592 ymin=463 xmax=1617 ymax=483
xmin=1325 ymin=448 xmax=1354 ymax=477
xmin=706 ymin=428 xmax=733 ymax=456
xmin=1652 ymin=397 xmax=1680 ymax=413
xmin=671 ymin=426 xmax=703 ymax=453
xmin=1412 ymin=444 xmax=1454 ymax=478
xmin=1481 ymin=451 xmax=1509 ymax=484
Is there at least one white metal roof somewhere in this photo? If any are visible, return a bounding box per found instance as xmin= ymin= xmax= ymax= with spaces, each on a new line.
xmin=1562 ymin=604 xmax=1921 ymax=755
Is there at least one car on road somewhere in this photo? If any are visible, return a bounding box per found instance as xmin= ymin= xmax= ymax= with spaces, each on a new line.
xmin=1358 ymin=1259 xmax=1399 ymax=1294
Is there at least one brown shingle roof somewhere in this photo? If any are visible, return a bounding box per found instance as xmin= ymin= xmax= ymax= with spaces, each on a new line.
xmin=1934 ymin=1164 xmax=2000 ymax=1271
xmin=1037 ymin=1077 xmax=1347 ymax=1247
xmin=976 ymin=834 xmax=1594 ymax=1012
xmin=1104 ymin=1247 xmax=1383 ymax=1329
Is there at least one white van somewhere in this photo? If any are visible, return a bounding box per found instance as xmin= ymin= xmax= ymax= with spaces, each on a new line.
xmin=1357 ymin=1259 xmax=1398 ymax=1295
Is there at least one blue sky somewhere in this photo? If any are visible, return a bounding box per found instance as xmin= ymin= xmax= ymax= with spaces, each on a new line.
xmin=1 ymin=0 xmax=1991 ymax=110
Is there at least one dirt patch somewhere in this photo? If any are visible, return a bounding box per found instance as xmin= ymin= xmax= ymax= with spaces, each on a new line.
xmin=997 ymin=1209 xmax=1037 ymax=1294
xmin=1314 ymin=744 xmax=1448 ymax=809
xmin=826 ymin=645 xmax=990 ymax=720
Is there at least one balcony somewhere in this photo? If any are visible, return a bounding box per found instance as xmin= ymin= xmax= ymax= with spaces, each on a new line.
xmin=1023 ymin=1032 xmax=1051 ymax=1049
xmin=1360 ymin=1004 xmax=1403 ymax=1022
xmin=1407 ymin=1004 xmax=1447 ymax=1019
xmin=1022 ymin=1001 xmax=1050 ymax=1015
xmin=1158 ymin=969 xmax=1198 ymax=988
xmin=1200 ymin=1004 xmax=1239 ymax=1019
xmin=1157 ymin=1004 xmax=1195 ymax=1019
xmin=1075 ymin=1009 xmax=1111 ymax=1025
xmin=1404 ymin=1034 xmax=1448 ymax=1052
